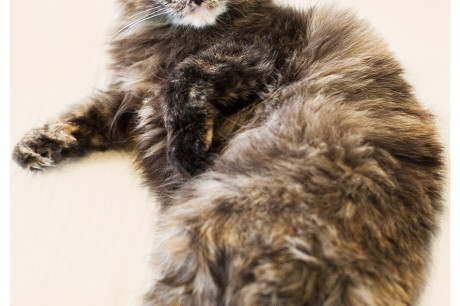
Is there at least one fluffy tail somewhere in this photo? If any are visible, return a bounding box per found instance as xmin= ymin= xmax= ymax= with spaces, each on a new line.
xmin=144 ymin=6 xmax=444 ymax=305
xmin=144 ymin=86 xmax=443 ymax=305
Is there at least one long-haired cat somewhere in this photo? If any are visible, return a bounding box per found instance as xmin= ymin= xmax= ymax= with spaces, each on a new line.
xmin=13 ymin=0 xmax=444 ymax=305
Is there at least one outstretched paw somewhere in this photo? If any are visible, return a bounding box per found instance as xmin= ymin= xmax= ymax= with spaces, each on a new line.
xmin=13 ymin=123 xmax=79 ymax=171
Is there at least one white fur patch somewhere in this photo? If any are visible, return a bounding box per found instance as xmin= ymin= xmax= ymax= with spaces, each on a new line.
xmin=171 ymin=3 xmax=227 ymax=28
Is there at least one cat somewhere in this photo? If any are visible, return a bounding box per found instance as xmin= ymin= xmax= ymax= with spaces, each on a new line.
xmin=13 ymin=0 xmax=444 ymax=305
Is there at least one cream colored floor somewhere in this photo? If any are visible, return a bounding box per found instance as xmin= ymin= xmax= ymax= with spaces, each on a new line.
xmin=11 ymin=0 xmax=450 ymax=305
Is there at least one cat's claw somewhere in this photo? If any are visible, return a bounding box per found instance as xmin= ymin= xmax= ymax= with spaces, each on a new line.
xmin=13 ymin=123 xmax=78 ymax=171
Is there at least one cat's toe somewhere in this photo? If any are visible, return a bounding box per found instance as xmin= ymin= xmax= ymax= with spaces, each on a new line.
xmin=36 ymin=147 xmax=64 ymax=163
xmin=13 ymin=144 xmax=56 ymax=171
xmin=13 ymin=123 xmax=78 ymax=170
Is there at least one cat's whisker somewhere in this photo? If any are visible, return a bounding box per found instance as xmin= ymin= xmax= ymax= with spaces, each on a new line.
xmin=220 ymin=114 xmax=244 ymax=127
xmin=129 ymin=10 xmax=169 ymax=27
xmin=225 ymin=11 xmax=232 ymax=22
xmin=228 ymin=4 xmax=247 ymax=18
xmin=111 ymin=7 xmax=166 ymax=38
xmin=111 ymin=5 xmax=160 ymax=34
xmin=214 ymin=10 xmax=231 ymax=26
xmin=116 ymin=5 xmax=163 ymax=29
xmin=110 ymin=9 xmax=169 ymax=43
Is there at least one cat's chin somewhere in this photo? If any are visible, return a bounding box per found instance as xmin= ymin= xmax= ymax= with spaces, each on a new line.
xmin=172 ymin=3 xmax=227 ymax=28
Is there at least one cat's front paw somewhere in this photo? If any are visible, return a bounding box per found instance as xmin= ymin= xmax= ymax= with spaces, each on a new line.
xmin=163 ymin=70 xmax=218 ymax=176
xmin=13 ymin=123 xmax=79 ymax=170
xmin=166 ymin=113 xmax=215 ymax=176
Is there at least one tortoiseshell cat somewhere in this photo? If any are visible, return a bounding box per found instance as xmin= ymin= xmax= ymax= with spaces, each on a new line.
xmin=13 ymin=0 xmax=444 ymax=305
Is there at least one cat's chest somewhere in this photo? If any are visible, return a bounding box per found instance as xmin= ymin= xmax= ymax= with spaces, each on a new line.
xmin=115 ymin=35 xmax=226 ymax=92
xmin=113 ymin=22 xmax=285 ymax=96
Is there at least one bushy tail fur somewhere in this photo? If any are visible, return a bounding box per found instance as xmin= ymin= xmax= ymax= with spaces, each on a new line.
xmin=144 ymin=81 xmax=443 ymax=305
xmin=143 ymin=6 xmax=443 ymax=305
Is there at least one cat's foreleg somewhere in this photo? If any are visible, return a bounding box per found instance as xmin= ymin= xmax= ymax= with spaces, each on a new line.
xmin=162 ymin=44 xmax=276 ymax=176
xmin=13 ymin=90 xmax=135 ymax=170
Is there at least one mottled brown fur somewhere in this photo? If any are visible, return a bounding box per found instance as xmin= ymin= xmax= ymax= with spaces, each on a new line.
xmin=13 ymin=0 xmax=443 ymax=305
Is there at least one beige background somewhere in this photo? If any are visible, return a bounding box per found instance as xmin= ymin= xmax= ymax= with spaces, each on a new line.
xmin=11 ymin=0 xmax=450 ymax=305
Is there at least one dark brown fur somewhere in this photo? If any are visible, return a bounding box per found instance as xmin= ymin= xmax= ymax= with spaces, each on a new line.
xmin=13 ymin=0 xmax=444 ymax=305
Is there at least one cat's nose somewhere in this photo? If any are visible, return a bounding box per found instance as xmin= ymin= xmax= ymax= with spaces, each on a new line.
xmin=192 ymin=0 xmax=203 ymax=5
